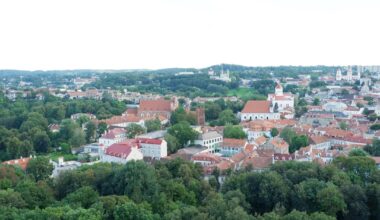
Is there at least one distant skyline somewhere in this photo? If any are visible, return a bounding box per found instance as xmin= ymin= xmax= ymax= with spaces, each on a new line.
xmin=0 ymin=0 xmax=379 ymax=70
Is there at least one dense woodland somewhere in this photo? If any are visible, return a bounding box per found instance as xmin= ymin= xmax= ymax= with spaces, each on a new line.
xmin=0 ymin=155 xmax=379 ymax=219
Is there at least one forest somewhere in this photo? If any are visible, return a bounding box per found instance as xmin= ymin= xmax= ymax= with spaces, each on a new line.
xmin=0 ymin=155 xmax=379 ymax=220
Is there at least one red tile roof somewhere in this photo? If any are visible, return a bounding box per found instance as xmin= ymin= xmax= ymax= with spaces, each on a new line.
xmin=139 ymin=99 xmax=172 ymax=112
xmin=222 ymin=138 xmax=247 ymax=148
xmin=105 ymin=142 xmax=135 ymax=158
xmin=241 ymin=100 xmax=271 ymax=113
xmin=101 ymin=128 xmax=126 ymax=139
xmin=2 ymin=157 xmax=32 ymax=170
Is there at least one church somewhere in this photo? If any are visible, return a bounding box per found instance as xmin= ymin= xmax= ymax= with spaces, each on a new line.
xmin=241 ymin=82 xmax=294 ymax=121
xmin=336 ymin=66 xmax=361 ymax=81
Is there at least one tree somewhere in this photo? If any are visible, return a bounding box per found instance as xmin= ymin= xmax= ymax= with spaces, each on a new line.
xmin=270 ymin=128 xmax=279 ymax=137
xmin=98 ymin=122 xmax=108 ymax=136
xmin=112 ymin=161 xmax=158 ymax=203
xmin=339 ymin=121 xmax=348 ymax=130
xmin=164 ymin=134 xmax=180 ymax=153
xmin=26 ymin=157 xmax=53 ymax=181
xmin=289 ymin=135 xmax=309 ymax=153
xmin=368 ymin=113 xmax=378 ymax=122
xmin=223 ymin=125 xmax=246 ymax=139
xmin=370 ymin=124 xmax=380 ymax=131
xmin=316 ymin=184 xmax=347 ymax=216
xmin=69 ymin=128 xmax=86 ymax=148
xmin=313 ymin=98 xmax=320 ymax=106
xmin=168 ymin=121 xmax=198 ymax=147
xmin=126 ymin=123 xmax=146 ymax=138
xmin=280 ymin=127 xmax=296 ymax=144
xmin=33 ymin=131 xmax=51 ymax=153
xmin=114 ymin=201 xmax=154 ymax=220
xmin=364 ymin=139 xmax=380 ymax=156
xmin=0 ymin=189 xmax=26 ymax=208
xmin=218 ymin=109 xmax=238 ymax=125
xmin=349 ymin=148 xmax=368 ymax=157
xmin=63 ymin=186 xmax=99 ymax=209
xmin=85 ymin=121 xmax=96 ymax=143
xmin=145 ymin=119 xmax=161 ymax=132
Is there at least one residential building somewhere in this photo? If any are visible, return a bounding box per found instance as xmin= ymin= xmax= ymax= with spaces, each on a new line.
xmin=98 ymin=128 xmax=127 ymax=147
xmin=101 ymin=141 xmax=143 ymax=164
xmin=194 ymin=131 xmax=223 ymax=152
xmin=219 ymin=138 xmax=247 ymax=157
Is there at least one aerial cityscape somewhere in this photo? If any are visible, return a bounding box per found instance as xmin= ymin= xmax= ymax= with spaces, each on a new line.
xmin=1 ymin=0 xmax=380 ymax=220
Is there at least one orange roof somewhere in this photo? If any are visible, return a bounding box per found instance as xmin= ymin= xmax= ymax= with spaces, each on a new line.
xmin=192 ymin=153 xmax=222 ymax=163
xmin=255 ymin=136 xmax=267 ymax=145
xmin=139 ymin=99 xmax=172 ymax=112
xmin=270 ymin=138 xmax=289 ymax=149
xmin=241 ymin=100 xmax=271 ymax=113
xmin=310 ymin=135 xmax=330 ymax=144
xmin=222 ymin=138 xmax=247 ymax=148
xmin=2 ymin=157 xmax=32 ymax=170
xmin=242 ymin=156 xmax=273 ymax=169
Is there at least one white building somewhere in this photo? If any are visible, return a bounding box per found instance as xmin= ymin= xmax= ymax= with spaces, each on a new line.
xmin=194 ymin=131 xmax=223 ymax=152
xmin=267 ymin=83 xmax=294 ymax=112
xmin=336 ymin=66 xmax=361 ymax=82
xmin=100 ymin=142 xmax=143 ymax=164
xmin=240 ymin=100 xmax=280 ymax=121
xmin=98 ymin=128 xmax=127 ymax=147
xmin=137 ymin=138 xmax=167 ymax=159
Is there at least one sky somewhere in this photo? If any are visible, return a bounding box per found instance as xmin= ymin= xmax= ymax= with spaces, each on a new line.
xmin=0 ymin=0 xmax=379 ymax=70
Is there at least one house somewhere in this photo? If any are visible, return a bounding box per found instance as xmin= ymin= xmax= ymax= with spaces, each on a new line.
xmin=219 ymin=138 xmax=247 ymax=157
xmin=243 ymin=120 xmax=275 ymax=141
xmin=137 ymin=138 xmax=167 ymax=159
xmin=48 ymin=124 xmax=60 ymax=133
xmin=138 ymin=98 xmax=178 ymax=119
xmin=194 ymin=131 xmax=223 ymax=152
xmin=309 ymin=135 xmax=331 ymax=150
xmin=241 ymin=155 xmax=273 ymax=171
xmin=99 ymin=128 xmax=127 ymax=147
xmin=100 ymin=141 xmax=143 ymax=164
xmin=2 ymin=157 xmax=32 ymax=170
xmin=191 ymin=153 xmax=222 ymax=166
xmin=261 ymin=137 xmax=289 ymax=154
xmin=79 ymin=143 xmax=105 ymax=161
xmin=97 ymin=114 xmax=144 ymax=128
xmin=240 ymin=100 xmax=280 ymax=121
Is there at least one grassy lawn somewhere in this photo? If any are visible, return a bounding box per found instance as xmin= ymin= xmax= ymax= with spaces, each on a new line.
xmin=48 ymin=152 xmax=78 ymax=162
xmin=228 ymin=88 xmax=266 ymax=101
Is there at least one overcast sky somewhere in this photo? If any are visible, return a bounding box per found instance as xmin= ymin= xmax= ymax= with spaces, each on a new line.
xmin=0 ymin=0 xmax=379 ymax=70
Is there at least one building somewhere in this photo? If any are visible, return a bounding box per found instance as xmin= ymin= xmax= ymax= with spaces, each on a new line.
xmin=138 ymin=98 xmax=178 ymax=119
xmin=98 ymin=128 xmax=127 ymax=147
xmin=2 ymin=157 xmax=32 ymax=170
xmin=191 ymin=153 xmax=222 ymax=166
xmin=137 ymin=138 xmax=167 ymax=159
xmin=261 ymin=137 xmax=289 ymax=154
xmin=267 ymin=82 xmax=294 ymax=112
xmin=71 ymin=113 xmax=96 ymax=120
xmin=101 ymin=142 xmax=144 ymax=164
xmin=243 ymin=120 xmax=275 ymax=141
xmin=194 ymin=131 xmax=223 ymax=152
xmin=219 ymin=138 xmax=247 ymax=157
xmin=196 ymin=107 xmax=206 ymax=126
xmin=336 ymin=66 xmax=361 ymax=81
xmin=240 ymin=100 xmax=280 ymax=121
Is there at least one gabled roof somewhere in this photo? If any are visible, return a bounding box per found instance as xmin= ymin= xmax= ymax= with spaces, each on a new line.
xmin=2 ymin=157 xmax=32 ymax=170
xmin=139 ymin=99 xmax=172 ymax=112
xmin=222 ymin=138 xmax=247 ymax=148
xmin=241 ymin=100 xmax=271 ymax=113
xmin=105 ymin=142 xmax=135 ymax=158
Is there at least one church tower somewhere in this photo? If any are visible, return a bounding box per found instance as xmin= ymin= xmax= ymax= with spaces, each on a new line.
xmin=347 ymin=66 xmax=353 ymax=81
xmin=275 ymin=82 xmax=283 ymax=96
xmin=336 ymin=69 xmax=342 ymax=81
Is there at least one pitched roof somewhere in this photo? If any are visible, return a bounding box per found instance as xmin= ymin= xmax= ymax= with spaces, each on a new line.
xmin=241 ymin=100 xmax=271 ymax=113
xmin=191 ymin=153 xmax=222 ymax=163
xmin=2 ymin=157 xmax=32 ymax=170
xmin=242 ymin=156 xmax=273 ymax=169
xmin=101 ymin=128 xmax=126 ymax=139
xmin=310 ymin=135 xmax=330 ymax=145
xmin=222 ymin=138 xmax=247 ymax=148
xmin=105 ymin=142 xmax=135 ymax=158
xmin=139 ymin=99 xmax=172 ymax=112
